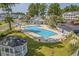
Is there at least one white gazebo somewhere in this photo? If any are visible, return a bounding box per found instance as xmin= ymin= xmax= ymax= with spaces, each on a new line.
xmin=0 ymin=35 xmax=27 ymax=56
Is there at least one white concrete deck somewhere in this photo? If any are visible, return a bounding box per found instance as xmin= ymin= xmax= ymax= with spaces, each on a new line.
xmin=16 ymin=25 xmax=69 ymax=42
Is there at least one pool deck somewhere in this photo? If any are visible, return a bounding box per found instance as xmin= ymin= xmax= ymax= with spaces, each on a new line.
xmin=40 ymin=25 xmax=67 ymax=41
xmin=15 ymin=25 xmax=68 ymax=42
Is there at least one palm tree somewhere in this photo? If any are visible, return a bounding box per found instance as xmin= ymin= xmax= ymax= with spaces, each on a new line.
xmin=63 ymin=4 xmax=79 ymax=12
xmin=45 ymin=15 xmax=64 ymax=29
xmin=48 ymin=3 xmax=62 ymax=16
xmin=28 ymin=3 xmax=46 ymax=17
xmin=5 ymin=14 xmax=14 ymax=30
xmin=45 ymin=15 xmax=56 ymax=28
xmin=0 ymin=3 xmax=15 ymax=30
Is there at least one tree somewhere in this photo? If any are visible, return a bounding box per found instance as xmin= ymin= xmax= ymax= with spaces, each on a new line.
xmin=0 ymin=3 xmax=15 ymax=30
xmin=46 ymin=15 xmax=57 ymax=28
xmin=47 ymin=3 xmax=64 ymax=28
xmin=46 ymin=14 xmax=64 ymax=28
xmin=39 ymin=3 xmax=46 ymax=16
xmin=56 ymin=16 xmax=65 ymax=23
xmin=69 ymin=32 xmax=79 ymax=52
xmin=15 ymin=12 xmax=25 ymax=15
xmin=48 ymin=3 xmax=62 ymax=16
xmin=27 ymin=3 xmax=46 ymax=17
xmin=5 ymin=15 xmax=14 ymax=30
xmin=63 ymin=4 xmax=79 ymax=12
xmin=28 ymin=3 xmax=36 ymax=17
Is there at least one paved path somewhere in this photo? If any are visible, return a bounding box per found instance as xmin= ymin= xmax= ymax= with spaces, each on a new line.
xmin=0 ymin=23 xmax=8 ymax=31
xmin=0 ymin=23 xmax=16 ymax=31
xmin=72 ymin=49 xmax=79 ymax=56
xmin=58 ymin=23 xmax=73 ymax=32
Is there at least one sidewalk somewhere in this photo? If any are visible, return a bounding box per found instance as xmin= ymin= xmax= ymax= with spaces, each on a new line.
xmin=0 ymin=23 xmax=16 ymax=31
xmin=71 ymin=49 xmax=79 ymax=56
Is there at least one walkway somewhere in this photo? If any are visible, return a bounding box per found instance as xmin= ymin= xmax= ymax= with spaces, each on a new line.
xmin=72 ymin=49 xmax=79 ymax=56
xmin=0 ymin=23 xmax=16 ymax=31
xmin=59 ymin=23 xmax=73 ymax=32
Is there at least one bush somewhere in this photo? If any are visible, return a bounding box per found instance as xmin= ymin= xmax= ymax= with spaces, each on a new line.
xmin=0 ymin=29 xmax=15 ymax=37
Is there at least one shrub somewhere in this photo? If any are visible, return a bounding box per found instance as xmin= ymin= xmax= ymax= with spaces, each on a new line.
xmin=0 ymin=29 xmax=15 ymax=37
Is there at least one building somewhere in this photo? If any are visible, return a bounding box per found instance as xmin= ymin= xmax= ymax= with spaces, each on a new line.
xmin=63 ymin=11 xmax=79 ymax=22
xmin=61 ymin=11 xmax=79 ymax=34
xmin=26 ymin=16 xmax=48 ymax=25
xmin=0 ymin=35 xmax=27 ymax=56
xmin=0 ymin=13 xmax=25 ymax=20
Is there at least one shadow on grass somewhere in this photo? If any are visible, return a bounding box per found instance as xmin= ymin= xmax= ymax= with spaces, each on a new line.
xmin=26 ymin=50 xmax=45 ymax=56
xmin=24 ymin=35 xmax=64 ymax=56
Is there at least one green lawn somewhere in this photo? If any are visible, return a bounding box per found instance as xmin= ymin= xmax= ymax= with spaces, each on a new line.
xmin=0 ymin=21 xmax=6 ymax=26
xmin=9 ymin=32 xmax=79 ymax=56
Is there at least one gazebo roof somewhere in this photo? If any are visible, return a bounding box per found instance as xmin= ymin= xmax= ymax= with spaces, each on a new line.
xmin=0 ymin=35 xmax=27 ymax=47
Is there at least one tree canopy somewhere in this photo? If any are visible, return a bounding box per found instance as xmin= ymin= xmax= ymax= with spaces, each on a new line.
xmin=27 ymin=3 xmax=46 ymax=17
xmin=0 ymin=3 xmax=15 ymax=30
xmin=63 ymin=4 xmax=79 ymax=12
xmin=48 ymin=3 xmax=62 ymax=16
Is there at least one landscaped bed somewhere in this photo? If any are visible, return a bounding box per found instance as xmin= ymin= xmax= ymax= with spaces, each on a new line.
xmin=7 ymin=31 xmax=79 ymax=56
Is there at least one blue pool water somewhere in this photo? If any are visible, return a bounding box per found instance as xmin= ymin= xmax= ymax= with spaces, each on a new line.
xmin=24 ymin=26 xmax=56 ymax=39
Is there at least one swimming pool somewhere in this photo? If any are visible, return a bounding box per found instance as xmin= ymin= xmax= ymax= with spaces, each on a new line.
xmin=24 ymin=26 xmax=56 ymax=39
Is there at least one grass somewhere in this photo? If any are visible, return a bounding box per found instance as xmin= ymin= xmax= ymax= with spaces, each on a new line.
xmin=8 ymin=31 xmax=79 ymax=56
xmin=0 ymin=17 xmax=78 ymax=56
xmin=0 ymin=27 xmax=16 ymax=37
xmin=0 ymin=21 xmax=6 ymax=26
